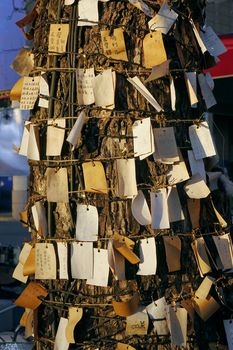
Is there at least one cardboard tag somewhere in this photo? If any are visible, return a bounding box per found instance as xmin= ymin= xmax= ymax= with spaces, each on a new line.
xmin=57 ymin=242 xmax=69 ymax=280
xmin=15 ymin=281 xmax=48 ymax=310
xmin=115 ymin=159 xmax=138 ymax=198
xmin=31 ymin=200 xmax=48 ymax=237
xmin=166 ymin=306 xmax=187 ymax=346
xmin=185 ymin=72 xmax=198 ymax=107
xmin=148 ymin=3 xmax=178 ymax=34
xmin=77 ymin=0 xmax=99 ymax=26
xmin=126 ymin=310 xmax=149 ymax=335
xmin=23 ymin=247 xmax=35 ymax=276
xmin=132 ymin=118 xmax=155 ymax=159
xmin=11 ymin=48 xmax=34 ymax=77
xmin=195 ymin=276 xmax=215 ymax=300
xmin=101 ymin=28 xmax=128 ymax=61
xmin=87 ymin=248 xmax=109 ymax=287
xmin=191 ymin=237 xmax=212 ymax=277
xmin=184 ymin=174 xmax=210 ymax=199
xmin=213 ymin=234 xmax=233 ymax=270
xmin=167 ymin=186 xmax=184 ymax=223
xmin=131 ymin=190 xmax=152 ymax=225
xmin=48 ymin=24 xmax=69 ymax=54
xmin=137 ymin=237 xmax=157 ymax=275
xmin=143 ymin=31 xmax=167 ymax=68
xmin=71 ymin=242 xmax=93 ymax=279
xmin=46 ymin=119 xmax=65 ymax=156
xmin=54 ymin=317 xmax=69 ymax=350
xmin=76 ymin=68 xmax=95 ymax=105
xmin=92 ymin=69 xmax=116 ymax=108
xmin=189 ymin=121 xmax=216 ymax=160
xmin=82 ymin=161 xmax=108 ymax=194
xmin=76 ymin=204 xmax=98 ymax=241
xmin=153 ymin=127 xmax=179 ymax=162
xmin=198 ymin=74 xmax=217 ymax=110
xmin=187 ymin=198 xmax=200 ymax=229
xmin=38 ymin=73 xmax=49 ymax=108
xmin=210 ymin=199 xmax=227 ymax=228
xmin=150 ymin=189 xmax=170 ymax=229
xmin=224 ymin=320 xmax=233 ymax=350
xmin=46 ymin=168 xmax=69 ymax=203
xmin=66 ymin=110 xmax=87 ymax=150
xmin=128 ymin=0 xmax=154 ymax=17
xmin=200 ymin=26 xmax=227 ymax=57
xmin=163 ymin=236 xmax=181 ymax=272
xmin=188 ymin=150 xmax=206 ymax=182
xmin=13 ymin=243 xmax=32 ymax=283
xmin=113 ymin=233 xmax=140 ymax=265
xmin=145 ymin=60 xmax=171 ymax=83
xmin=112 ymin=292 xmax=140 ymax=317
xmin=66 ymin=308 xmax=83 ymax=343
xmin=192 ymin=296 xmax=220 ymax=321
xmin=20 ymin=76 xmax=40 ymax=110
xmin=35 ymin=243 xmax=57 ymax=279
xmin=108 ymin=239 xmax=126 ymax=280
xmin=117 ymin=344 xmax=136 ymax=350
xmin=10 ymin=77 xmax=24 ymax=101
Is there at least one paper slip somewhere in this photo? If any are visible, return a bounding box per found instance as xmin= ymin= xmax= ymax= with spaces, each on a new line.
xmin=20 ymin=76 xmax=40 ymax=110
xmin=108 ymin=240 xmax=126 ymax=280
xmin=224 ymin=320 xmax=233 ymax=350
xmin=148 ymin=3 xmax=178 ymax=34
xmin=27 ymin=124 xmax=40 ymax=161
xmin=198 ymin=74 xmax=217 ymax=110
xmin=205 ymin=72 xmax=215 ymax=91
xmin=153 ymin=319 xmax=169 ymax=336
xmin=192 ymin=296 xmax=220 ymax=321
xmin=13 ymin=243 xmax=32 ymax=283
xmin=145 ymin=60 xmax=171 ymax=83
xmin=66 ymin=110 xmax=87 ymax=150
xmin=11 ymin=48 xmax=34 ymax=77
xmin=213 ymin=234 xmax=233 ymax=270
xmin=200 ymin=26 xmax=227 ymax=57
xmin=76 ymin=204 xmax=98 ymax=241
xmin=195 ymin=276 xmax=215 ymax=300
xmin=35 ymin=243 xmax=57 ymax=279
xmin=184 ymin=174 xmax=210 ymax=199
xmin=54 ymin=318 xmax=69 ymax=350
xmin=117 ymin=344 xmax=136 ymax=350
xmin=137 ymin=237 xmax=157 ymax=275
xmin=78 ymin=0 xmax=99 ymax=26
xmin=65 ymin=0 xmax=74 ymax=4
xmin=126 ymin=310 xmax=149 ymax=335
xmin=188 ymin=150 xmax=206 ymax=182
xmin=190 ymin=19 xmax=207 ymax=54
xmin=191 ymin=237 xmax=212 ymax=277
xmin=210 ymin=199 xmax=227 ymax=228
xmin=112 ymin=292 xmax=140 ymax=317
xmin=57 ymin=242 xmax=69 ymax=280
xmin=19 ymin=121 xmax=31 ymax=156
xmin=46 ymin=119 xmax=65 ymax=156
xmin=163 ymin=236 xmax=181 ymax=272
xmin=153 ymin=127 xmax=179 ymax=162
xmin=143 ymin=31 xmax=167 ymax=68
xmin=113 ymin=233 xmax=140 ymax=265
xmin=20 ymin=309 xmax=34 ymax=338
xmin=15 ymin=281 xmax=48 ymax=310
xmin=87 ymin=248 xmax=109 ymax=287
xmin=132 ymin=118 xmax=155 ymax=159
xmin=76 ymin=68 xmax=95 ymax=105
xmin=10 ymin=77 xmax=24 ymax=101
xmin=48 ymin=24 xmax=69 ymax=53
xmin=127 ymin=76 xmax=162 ymax=112
xmin=131 ymin=190 xmax=152 ymax=225
xmin=128 ymin=0 xmax=154 ymax=17
xmin=167 ymin=156 xmax=190 ymax=185
xmin=150 ymin=189 xmax=170 ymax=229
xmin=189 ymin=121 xmax=216 ymax=160
xmin=46 ymin=168 xmax=69 ymax=203
xmin=166 ymin=306 xmax=187 ymax=346
xmin=146 ymin=297 xmax=167 ymax=320
xmin=170 ymin=75 xmax=176 ymax=111
xmin=38 ymin=73 xmax=49 ymax=108
xmin=115 ymin=158 xmax=138 ymax=198
xmin=185 ymin=72 xmax=198 ymax=107
xmin=101 ymin=28 xmax=128 ymax=61
xmin=23 ymin=248 xmax=35 ymax=276
xmin=92 ymin=69 xmax=116 ymax=108
xmin=82 ymin=161 xmax=108 ymax=194
xmin=31 ymin=200 xmax=48 ymax=237
xmin=167 ymin=186 xmax=184 ymax=223
xmin=71 ymin=242 xmax=93 ymax=279
xmin=187 ymin=198 xmax=200 ymax=229
xmin=66 ymin=308 xmax=83 ymax=343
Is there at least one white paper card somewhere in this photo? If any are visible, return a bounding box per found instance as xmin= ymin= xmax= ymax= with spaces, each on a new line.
xmin=35 ymin=243 xmax=57 ymax=280
xmin=20 ymin=76 xmax=40 ymax=110
xmin=188 ymin=150 xmax=206 ymax=182
xmin=76 ymin=68 xmax=95 ymax=105
xmin=198 ymin=73 xmax=217 ymax=110
xmin=190 ymin=19 xmax=207 ymax=54
xmin=131 ymin=190 xmax=152 ymax=226
xmin=76 ymin=204 xmax=98 ymax=241
xmin=150 ymin=189 xmax=170 ymax=229
xmin=166 ymin=306 xmax=187 ymax=346
xmin=46 ymin=119 xmax=65 ymax=156
xmin=132 ymin=118 xmax=155 ymax=159
xmin=38 ymin=74 xmax=49 ymax=108
xmin=189 ymin=121 xmax=216 ymax=160
xmin=46 ymin=168 xmax=69 ymax=203
xmin=57 ymin=242 xmax=69 ymax=280
xmin=54 ymin=317 xmax=69 ymax=350
xmin=167 ymin=186 xmax=184 ymax=222
xmin=13 ymin=243 xmax=32 ymax=283
xmin=185 ymin=72 xmax=198 ymax=107
xmin=200 ymin=26 xmax=227 ymax=57
xmin=116 ymin=159 xmax=138 ymax=198
xmin=137 ymin=237 xmax=157 ymax=275
xmin=71 ymin=242 xmax=93 ymax=279
xmin=27 ymin=124 xmax=40 ymax=161
xmin=184 ymin=174 xmax=210 ymax=199
xmin=213 ymin=234 xmax=233 ymax=270
xmin=92 ymin=69 xmax=115 ymax=108
xmin=31 ymin=200 xmax=47 ymax=236
xmin=224 ymin=319 xmax=233 ymax=350
xmin=66 ymin=110 xmax=87 ymax=150
xmin=146 ymin=297 xmax=167 ymax=320
xmin=167 ymin=156 xmax=190 ymax=185
xmin=87 ymin=248 xmax=109 ymax=287
xmin=19 ymin=121 xmax=31 ymax=156
xmin=195 ymin=276 xmax=215 ymax=300
xmin=153 ymin=127 xmax=179 ymax=162
xmin=108 ymin=240 xmax=126 ymax=280
xmin=78 ymin=0 xmax=99 ymax=26
xmin=148 ymin=3 xmax=178 ymax=34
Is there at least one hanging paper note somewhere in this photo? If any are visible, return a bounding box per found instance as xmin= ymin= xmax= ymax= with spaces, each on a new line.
xmin=15 ymin=281 xmax=48 ymax=310
xmin=143 ymin=31 xmax=167 ymax=68
xmin=48 ymin=24 xmax=69 ymax=54
xmin=76 ymin=68 xmax=95 ymax=105
xmin=23 ymin=248 xmax=35 ymax=276
xmin=148 ymin=3 xmax=178 ymax=34
xmin=92 ymin=69 xmax=116 ymax=108
xmin=78 ymin=0 xmax=99 ymax=26
xmin=189 ymin=121 xmax=216 ymax=160
xmin=200 ymin=26 xmax=227 ymax=57
xmin=87 ymin=248 xmax=109 ymax=287
xmin=27 ymin=124 xmax=40 ymax=161
xmin=57 ymin=242 xmax=69 ymax=280
xmin=127 ymin=76 xmax=162 ymax=112
xmin=184 ymin=174 xmax=210 ymax=199
xmin=115 ymin=158 xmax=138 ymax=198
xmin=187 ymin=198 xmax=200 ymax=229
xmin=46 ymin=168 xmax=69 ymax=203
xmin=113 ymin=233 xmax=140 ymax=265
xmin=195 ymin=276 xmax=215 ymax=300
xmin=10 ymin=77 xmax=24 ymax=101
xmin=213 ymin=234 xmax=233 ymax=270
xmin=185 ymin=72 xmax=198 ymax=107
xmin=190 ymin=19 xmax=207 ymax=54
xmin=46 ymin=119 xmax=65 ymax=156
xmin=112 ymin=292 xmax=140 ymax=317
xmin=117 ymin=344 xmax=136 ymax=350
xmin=20 ymin=76 xmax=40 ymax=110
xmin=38 ymin=73 xmax=49 ymax=108
xmin=128 ymin=0 xmax=154 ymax=17
xmin=188 ymin=150 xmax=206 ymax=182
xmin=19 ymin=121 xmax=31 ymax=156
xmin=137 ymin=238 xmax=157 ymax=275
xmin=153 ymin=127 xmax=179 ymax=162
xmin=163 ymin=236 xmax=181 ymax=272
xmin=126 ymin=310 xmax=149 ymax=335
xmin=132 ymin=118 xmax=155 ymax=159
xmin=145 ymin=60 xmax=171 ymax=83
xmin=66 ymin=308 xmax=83 ymax=343
xmin=210 ymin=198 xmax=227 ymax=228
xmin=165 ymin=306 xmax=187 ymax=347
xmin=82 ymin=161 xmax=108 ymax=194
xmin=198 ymin=73 xmax=217 ymax=110
xmin=76 ymin=204 xmax=98 ymax=241
xmin=66 ymin=110 xmax=87 ymax=150
xmin=170 ymin=75 xmax=176 ymax=111
xmin=224 ymin=320 xmax=233 ymax=350
xmin=13 ymin=243 xmax=32 ymax=283
xmin=167 ymin=186 xmax=184 ymax=223
xmin=31 ymin=200 xmax=47 ymax=237
xmin=54 ymin=317 xmax=69 ymax=350
xmin=146 ymin=297 xmax=168 ymax=335
xmin=131 ymin=190 xmax=152 ymax=225
xmin=71 ymin=242 xmax=93 ymax=279
xmin=150 ymin=189 xmax=170 ymax=229
xmin=108 ymin=239 xmax=126 ymax=280
xmin=35 ymin=243 xmax=57 ymax=279
xmin=191 ymin=237 xmax=212 ymax=276
xmin=101 ymin=28 xmax=128 ymax=61
xmin=192 ymin=296 xmax=220 ymax=321
xmin=11 ymin=48 xmax=34 ymax=77
xmin=167 ymin=155 xmax=190 ymax=185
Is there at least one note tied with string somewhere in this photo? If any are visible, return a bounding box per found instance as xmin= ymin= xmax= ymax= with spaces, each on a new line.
xmin=108 ymin=239 xmax=126 ymax=280
xmin=35 ymin=243 xmax=57 ymax=280
xmin=77 ymin=0 xmax=99 ymax=26
xmin=76 ymin=204 xmax=98 ymax=241
xmin=150 ymin=189 xmax=170 ymax=229
xmin=66 ymin=110 xmax=87 ymax=150
xmin=66 ymin=307 xmax=83 ymax=343
xmin=48 ymin=24 xmax=69 ymax=54
xmin=165 ymin=306 xmax=187 ymax=347
xmin=54 ymin=317 xmax=69 ymax=350
xmin=46 ymin=168 xmax=69 ymax=203
xmin=126 ymin=310 xmax=149 ymax=335
xmin=148 ymin=3 xmax=178 ymax=34
xmin=192 ymin=296 xmax=220 ymax=321
xmin=115 ymin=158 xmax=138 ymax=198
xmin=163 ymin=236 xmax=181 ymax=272
xmin=189 ymin=121 xmax=216 ymax=160
xmin=132 ymin=117 xmax=155 ymax=160
xmin=87 ymin=248 xmax=109 ymax=287
xmin=101 ymin=28 xmax=128 ymax=61
xmin=143 ymin=31 xmax=167 ymax=68
xmin=167 ymin=186 xmax=184 ymax=223
xmin=191 ymin=237 xmax=212 ymax=277
xmin=137 ymin=237 xmax=157 ymax=275
xmin=131 ymin=190 xmax=152 ymax=226
xmin=153 ymin=127 xmax=179 ymax=162
xmin=15 ymin=281 xmax=48 ymax=310
xmin=20 ymin=76 xmax=40 ymax=110
xmin=82 ymin=161 xmax=108 ymax=194
xmin=146 ymin=297 xmax=169 ymax=335
xmin=76 ymin=68 xmax=95 ymax=105
xmin=212 ymin=233 xmax=233 ymax=270
xmin=57 ymin=242 xmax=69 ymax=280
xmin=46 ymin=119 xmax=66 ymax=156
xmin=184 ymin=174 xmax=210 ymax=199
xmin=92 ymin=69 xmax=116 ymax=108
xmin=71 ymin=242 xmax=93 ymax=279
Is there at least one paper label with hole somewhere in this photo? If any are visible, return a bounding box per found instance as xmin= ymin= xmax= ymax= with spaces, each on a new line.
xmin=66 ymin=110 xmax=87 ymax=150
xmin=146 ymin=297 xmax=167 ymax=332
xmin=198 ymin=73 xmax=217 ymax=110
xmin=145 ymin=60 xmax=171 ymax=83
xmin=190 ymin=19 xmax=207 ymax=54
xmin=11 ymin=48 xmax=34 ymax=77
xmin=78 ymin=0 xmax=99 ymax=26
xmin=19 ymin=121 xmax=31 ymax=156
xmin=153 ymin=127 xmax=179 ymax=162
xmin=163 ymin=236 xmax=181 ymax=272
xmin=113 ymin=233 xmax=140 ymax=265
xmin=167 ymin=157 xmax=190 ymax=185
xmin=35 ymin=243 xmax=57 ymax=279
xmin=76 ymin=68 xmax=95 ymax=105
xmin=192 ymin=296 xmax=220 ymax=321
xmin=15 ymin=281 xmax=48 ymax=310
xmin=66 ymin=307 xmax=83 ymax=343
xmin=184 ymin=174 xmax=210 ymax=199
xmin=23 ymin=247 xmax=35 ymax=276
xmin=87 ymin=248 xmax=109 ymax=287
xmin=54 ymin=317 xmax=69 ymax=350
xmin=46 ymin=119 xmax=65 ymax=156
xmin=112 ymin=293 xmax=140 ymax=317
xmin=108 ymin=239 xmax=126 ymax=280
xmin=224 ymin=319 xmax=233 ymax=350
xmin=82 ymin=161 xmax=108 ymax=194
xmin=143 ymin=31 xmax=167 ymax=68
xmin=101 ymin=28 xmax=128 ymax=61
xmin=46 ymin=168 xmax=69 ymax=203
xmin=57 ymin=242 xmax=69 ymax=280
xmin=13 ymin=243 xmax=32 ymax=283
xmin=191 ymin=237 xmax=212 ymax=277
xmin=38 ymin=73 xmax=49 ymax=108
xmin=195 ymin=276 xmax=215 ymax=300
xmin=27 ymin=124 xmax=40 ymax=161
xmin=189 ymin=121 xmax=216 ymax=160
xmin=132 ymin=118 xmax=155 ymax=159
xmin=150 ymin=189 xmax=170 ymax=229
xmin=167 ymin=186 xmax=184 ymax=223
xmin=48 ymin=24 xmax=69 ymax=53
xmin=188 ymin=150 xmax=206 ymax=182
xmin=185 ymin=72 xmax=198 ymax=107
xmin=126 ymin=310 xmax=149 ymax=335
xmin=20 ymin=76 xmax=40 ymax=110
xmin=137 ymin=237 xmax=157 ymax=275
xmin=71 ymin=242 xmax=93 ymax=279
xmin=31 ymin=200 xmax=47 ymax=237
xmin=213 ymin=234 xmax=233 ymax=270
xmin=127 ymin=76 xmax=162 ymax=112
xmin=148 ymin=3 xmax=178 ymax=34
xmin=76 ymin=204 xmax=98 ymax=241
xmin=92 ymin=69 xmax=115 ymax=108
xmin=200 ymin=26 xmax=227 ymax=57
xmin=115 ymin=158 xmax=138 ymax=198
xmin=165 ymin=306 xmax=187 ymax=346
xmin=128 ymin=0 xmax=154 ymax=17
xmin=131 ymin=190 xmax=152 ymax=225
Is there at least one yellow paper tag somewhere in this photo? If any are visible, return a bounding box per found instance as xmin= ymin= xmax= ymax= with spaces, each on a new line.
xmin=15 ymin=281 xmax=48 ymax=310
xmin=101 ymin=28 xmax=128 ymax=61
xmin=143 ymin=31 xmax=167 ymax=68
xmin=65 ymin=308 xmax=83 ymax=343
xmin=82 ymin=161 xmax=108 ymax=194
xmin=48 ymin=24 xmax=69 ymax=54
